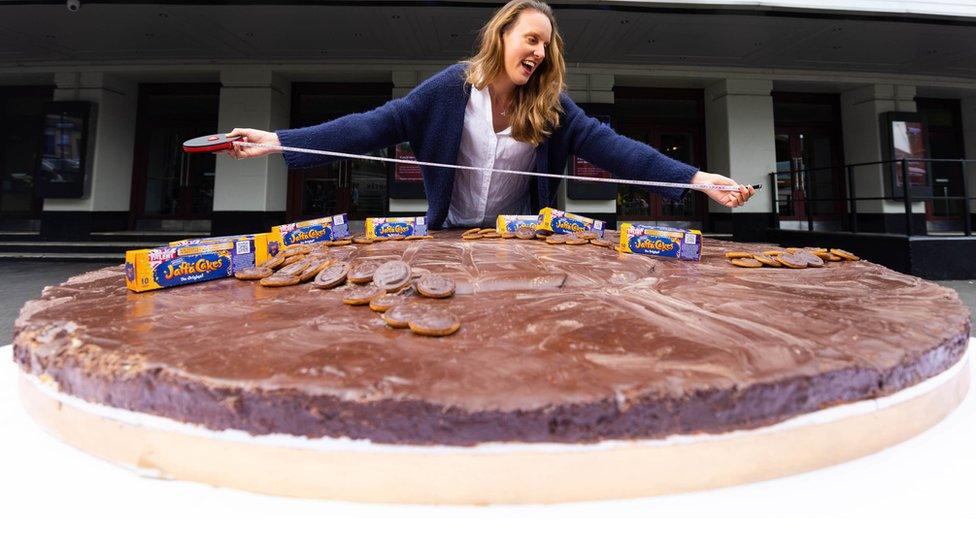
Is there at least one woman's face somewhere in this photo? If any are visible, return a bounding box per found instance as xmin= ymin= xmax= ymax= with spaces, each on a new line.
xmin=500 ymin=9 xmax=552 ymax=87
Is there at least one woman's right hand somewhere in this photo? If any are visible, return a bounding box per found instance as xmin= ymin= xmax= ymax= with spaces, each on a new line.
xmin=224 ymin=128 xmax=281 ymax=159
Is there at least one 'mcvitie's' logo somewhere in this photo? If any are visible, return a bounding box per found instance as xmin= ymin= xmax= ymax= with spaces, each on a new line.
xmin=154 ymin=253 xmax=230 ymax=286
xmin=630 ymin=235 xmax=678 ymax=256
xmin=285 ymin=226 xmax=330 ymax=245
xmin=377 ymin=222 xmax=412 ymax=236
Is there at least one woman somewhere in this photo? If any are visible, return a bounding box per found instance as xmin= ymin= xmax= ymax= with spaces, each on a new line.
xmin=225 ymin=0 xmax=754 ymax=228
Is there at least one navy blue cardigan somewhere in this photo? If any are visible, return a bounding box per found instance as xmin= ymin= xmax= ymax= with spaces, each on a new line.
xmin=276 ymin=64 xmax=699 ymax=229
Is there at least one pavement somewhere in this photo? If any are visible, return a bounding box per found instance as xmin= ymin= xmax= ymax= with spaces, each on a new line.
xmin=1 ymin=261 xmax=974 ymax=346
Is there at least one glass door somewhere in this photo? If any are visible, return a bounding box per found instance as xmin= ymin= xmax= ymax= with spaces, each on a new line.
xmin=296 ymin=164 xmax=343 ymax=217
xmin=346 ymin=150 xmax=389 ymax=219
xmin=289 ymin=149 xmax=390 ymax=220
xmin=917 ymin=98 xmax=965 ymax=229
xmin=139 ymin=122 xmax=215 ymax=219
xmin=772 ymin=93 xmax=846 ymax=228
xmin=287 ymin=83 xmax=392 ymax=221
xmin=130 ymin=85 xmax=219 ymax=229
xmin=774 ymin=133 xmax=805 ymax=221
xmin=0 ymin=88 xmax=50 ymax=223
xmin=775 ymin=128 xmax=844 ymax=225
xmin=925 ymin=134 xmax=965 ymax=224
xmin=656 ymin=129 xmax=699 ymax=219
xmin=615 ymin=123 xmax=702 ymax=222
xmin=611 ymin=87 xmax=706 ymax=225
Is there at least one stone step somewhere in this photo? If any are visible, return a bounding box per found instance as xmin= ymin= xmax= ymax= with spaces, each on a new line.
xmin=0 ymin=241 xmax=166 ymax=255
xmin=90 ymin=231 xmax=208 ymax=242
xmin=0 ymin=231 xmax=206 ymax=243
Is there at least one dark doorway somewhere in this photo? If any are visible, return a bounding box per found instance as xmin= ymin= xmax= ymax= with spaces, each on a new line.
xmin=916 ymin=98 xmax=966 ymax=232
xmin=773 ymin=93 xmax=845 ymax=229
xmin=0 ymin=86 xmax=52 ymax=230
xmin=287 ymin=82 xmax=393 ymax=221
xmin=129 ymin=84 xmax=220 ymax=231
xmin=613 ymin=87 xmax=706 ymax=226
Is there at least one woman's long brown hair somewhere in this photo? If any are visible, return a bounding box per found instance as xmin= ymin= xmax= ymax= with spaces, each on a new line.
xmin=464 ymin=0 xmax=566 ymax=146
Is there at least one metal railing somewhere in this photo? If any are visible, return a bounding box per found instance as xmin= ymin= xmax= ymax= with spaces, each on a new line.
xmin=768 ymin=158 xmax=974 ymax=237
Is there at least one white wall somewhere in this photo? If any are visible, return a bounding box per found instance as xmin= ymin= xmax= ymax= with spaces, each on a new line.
xmin=840 ymin=84 xmax=923 ymax=214
xmin=559 ymin=73 xmax=616 ymax=215
xmin=704 ymin=78 xmax=777 ymax=214
xmin=43 ymin=72 xmax=138 ymax=213
xmin=213 ymin=70 xmax=290 ymax=212
xmin=388 ymin=69 xmax=434 ymax=215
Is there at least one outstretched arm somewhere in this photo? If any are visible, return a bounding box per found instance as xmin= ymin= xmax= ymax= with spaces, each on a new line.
xmin=562 ymin=96 xmax=754 ymax=207
xmin=274 ymin=99 xmax=409 ymax=168
xmin=223 ymin=97 xmax=409 ymax=168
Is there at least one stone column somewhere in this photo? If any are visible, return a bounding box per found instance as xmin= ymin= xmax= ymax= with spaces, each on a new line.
xmin=212 ymin=69 xmax=290 ymax=235
xmin=560 ymin=72 xmax=617 ymax=223
xmin=388 ymin=70 xmax=429 ymax=215
xmin=704 ymin=78 xmax=777 ymax=241
xmin=42 ymin=72 xmax=138 ymax=238
xmin=840 ymin=84 xmax=921 ymax=232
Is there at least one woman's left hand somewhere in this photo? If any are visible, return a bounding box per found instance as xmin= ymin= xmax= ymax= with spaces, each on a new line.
xmin=691 ymin=171 xmax=756 ymax=208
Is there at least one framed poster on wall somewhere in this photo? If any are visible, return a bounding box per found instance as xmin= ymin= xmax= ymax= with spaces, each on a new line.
xmin=567 ymin=112 xmax=616 ymax=200
xmin=388 ymin=142 xmax=426 ymax=199
xmin=34 ymin=101 xmax=95 ymax=199
xmin=880 ymin=112 xmax=931 ymax=200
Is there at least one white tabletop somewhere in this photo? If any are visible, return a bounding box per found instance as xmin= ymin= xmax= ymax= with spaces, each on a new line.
xmin=2 ymin=342 xmax=974 ymax=546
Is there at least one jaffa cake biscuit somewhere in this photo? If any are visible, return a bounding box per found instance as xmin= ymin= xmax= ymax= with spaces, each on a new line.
xmin=618 ymin=223 xmax=702 ymax=261
xmin=495 ymin=214 xmax=540 ymax=234
xmin=537 ymin=207 xmax=605 ymax=236
xmin=271 ymin=213 xmax=350 ymax=247
xmin=365 ymin=216 xmax=428 ymax=239
xmin=124 ymin=237 xmax=273 ymax=293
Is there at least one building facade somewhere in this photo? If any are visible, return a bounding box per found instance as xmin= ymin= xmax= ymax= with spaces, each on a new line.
xmin=1 ymin=0 xmax=975 ymax=256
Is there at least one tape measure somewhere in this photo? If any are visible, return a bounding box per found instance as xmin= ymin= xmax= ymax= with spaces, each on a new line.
xmin=182 ymin=133 xmax=761 ymax=193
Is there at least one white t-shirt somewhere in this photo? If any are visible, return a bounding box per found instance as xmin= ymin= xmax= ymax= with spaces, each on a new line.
xmin=446 ymin=85 xmax=537 ymax=228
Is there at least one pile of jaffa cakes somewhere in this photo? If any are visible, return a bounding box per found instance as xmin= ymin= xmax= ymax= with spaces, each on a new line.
xmin=233 ymin=239 xmax=462 ymax=338
xmin=461 ymin=226 xmax=619 ymax=248
xmin=725 ymin=247 xmax=860 ymax=269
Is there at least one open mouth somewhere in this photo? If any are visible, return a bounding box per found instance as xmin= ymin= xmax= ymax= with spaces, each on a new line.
xmin=520 ymin=59 xmax=536 ymax=76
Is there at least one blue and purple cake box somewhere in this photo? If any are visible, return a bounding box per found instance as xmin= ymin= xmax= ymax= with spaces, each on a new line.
xmin=364 ymin=216 xmax=428 ymax=239
xmin=170 ymin=232 xmax=281 ymax=259
xmin=124 ymin=236 xmax=275 ymax=292
xmin=618 ymin=223 xmax=702 ymax=261
xmin=538 ymin=207 xmax=605 ymax=236
xmin=495 ymin=214 xmax=541 ymax=233
xmin=271 ymin=213 xmax=350 ymax=246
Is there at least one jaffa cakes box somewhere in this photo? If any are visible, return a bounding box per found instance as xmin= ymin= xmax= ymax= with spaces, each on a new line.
xmin=618 ymin=223 xmax=702 ymax=261
xmin=365 ymin=216 xmax=428 ymax=239
xmin=271 ymin=213 xmax=350 ymax=247
xmin=124 ymin=237 xmax=273 ymax=292
xmin=169 ymin=232 xmax=280 ymax=258
xmin=538 ymin=207 xmax=605 ymax=236
xmin=495 ymin=214 xmax=540 ymax=234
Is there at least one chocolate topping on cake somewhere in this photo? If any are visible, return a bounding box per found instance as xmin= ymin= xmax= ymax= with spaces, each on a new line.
xmin=12 ymin=232 xmax=971 ymax=446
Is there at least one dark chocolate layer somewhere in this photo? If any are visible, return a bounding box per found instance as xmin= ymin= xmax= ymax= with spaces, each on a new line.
xmin=13 ymin=233 xmax=971 ymax=445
